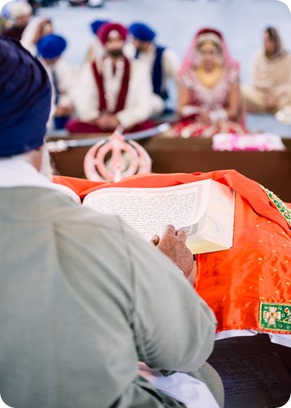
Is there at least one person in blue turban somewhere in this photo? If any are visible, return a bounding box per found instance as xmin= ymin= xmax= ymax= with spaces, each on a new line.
xmin=0 ymin=36 xmax=224 ymax=408
xmin=36 ymin=34 xmax=76 ymax=130
xmin=0 ymin=37 xmax=51 ymax=157
xmin=129 ymin=22 xmax=156 ymax=43
xmin=127 ymin=21 xmax=181 ymax=116
xmin=36 ymin=33 xmax=67 ymax=60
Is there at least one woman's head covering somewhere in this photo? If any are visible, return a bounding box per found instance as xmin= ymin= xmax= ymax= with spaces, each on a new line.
xmin=9 ymin=1 xmax=32 ymax=19
xmin=128 ymin=22 xmax=156 ymax=42
xmin=0 ymin=37 xmax=51 ymax=157
xmin=264 ymin=26 xmax=286 ymax=59
xmin=90 ymin=19 xmax=109 ymax=35
xmin=98 ymin=22 xmax=128 ymax=45
xmin=179 ymin=27 xmax=239 ymax=75
xmin=195 ymin=27 xmax=223 ymax=50
xmin=37 ymin=34 xmax=67 ymax=59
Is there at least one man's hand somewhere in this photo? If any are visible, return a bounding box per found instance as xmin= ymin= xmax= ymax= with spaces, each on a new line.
xmin=55 ymin=104 xmax=74 ymax=117
xmin=266 ymin=95 xmax=278 ymax=112
xmin=199 ymin=110 xmax=211 ymax=125
xmin=151 ymin=225 xmax=194 ymax=278
xmin=95 ymin=114 xmax=121 ymax=131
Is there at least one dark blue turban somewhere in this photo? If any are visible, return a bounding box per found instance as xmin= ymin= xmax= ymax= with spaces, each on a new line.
xmin=90 ymin=19 xmax=109 ymax=35
xmin=0 ymin=37 xmax=51 ymax=157
xmin=128 ymin=22 xmax=156 ymax=42
xmin=37 ymin=34 xmax=67 ymax=60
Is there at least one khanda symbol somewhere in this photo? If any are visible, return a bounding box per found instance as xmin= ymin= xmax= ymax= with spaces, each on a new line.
xmin=83 ymin=128 xmax=152 ymax=182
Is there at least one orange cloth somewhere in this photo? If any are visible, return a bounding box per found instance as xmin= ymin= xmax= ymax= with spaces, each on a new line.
xmin=53 ymin=170 xmax=291 ymax=334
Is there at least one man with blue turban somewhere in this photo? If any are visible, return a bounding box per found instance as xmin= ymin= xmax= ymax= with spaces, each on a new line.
xmin=0 ymin=38 xmax=223 ymax=408
xmin=127 ymin=21 xmax=181 ymax=116
xmin=36 ymin=33 xmax=77 ymax=130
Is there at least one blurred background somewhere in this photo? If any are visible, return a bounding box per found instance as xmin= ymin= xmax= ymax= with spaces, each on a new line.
xmin=1 ymin=0 xmax=291 ymax=133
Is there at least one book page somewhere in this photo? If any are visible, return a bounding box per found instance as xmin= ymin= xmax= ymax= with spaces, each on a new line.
xmin=83 ymin=181 xmax=210 ymax=241
xmin=54 ymin=183 xmax=81 ymax=204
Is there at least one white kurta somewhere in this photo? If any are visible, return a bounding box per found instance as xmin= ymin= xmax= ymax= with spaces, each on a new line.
xmin=0 ymin=158 xmax=219 ymax=408
xmin=242 ymin=51 xmax=291 ymax=113
xmin=72 ymin=57 xmax=154 ymax=129
xmin=125 ymin=42 xmax=181 ymax=114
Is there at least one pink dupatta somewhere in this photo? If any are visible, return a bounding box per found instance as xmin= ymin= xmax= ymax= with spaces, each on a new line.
xmin=179 ymin=27 xmax=239 ymax=76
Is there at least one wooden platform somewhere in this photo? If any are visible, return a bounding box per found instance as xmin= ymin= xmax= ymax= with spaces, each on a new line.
xmin=47 ymin=134 xmax=291 ymax=202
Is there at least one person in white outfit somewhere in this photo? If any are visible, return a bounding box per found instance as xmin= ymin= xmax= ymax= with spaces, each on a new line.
xmin=67 ymin=22 xmax=156 ymax=133
xmin=126 ymin=21 xmax=181 ymax=116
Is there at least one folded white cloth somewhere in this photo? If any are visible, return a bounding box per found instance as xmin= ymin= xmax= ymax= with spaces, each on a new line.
xmin=138 ymin=363 xmax=220 ymax=408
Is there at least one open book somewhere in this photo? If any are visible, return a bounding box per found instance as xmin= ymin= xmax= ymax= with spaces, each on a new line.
xmin=56 ymin=180 xmax=235 ymax=254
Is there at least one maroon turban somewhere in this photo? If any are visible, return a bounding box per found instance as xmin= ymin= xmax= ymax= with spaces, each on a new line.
xmin=98 ymin=23 xmax=128 ymax=45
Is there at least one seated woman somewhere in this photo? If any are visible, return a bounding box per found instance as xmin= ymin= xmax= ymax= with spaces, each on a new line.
xmin=242 ymin=26 xmax=291 ymax=115
xmin=171 ymin=28 xmax=245 ymax=138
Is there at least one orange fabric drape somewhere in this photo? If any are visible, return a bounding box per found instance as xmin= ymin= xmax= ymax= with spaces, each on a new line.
xmin=53 ymin=170 xmax=291 ymax=333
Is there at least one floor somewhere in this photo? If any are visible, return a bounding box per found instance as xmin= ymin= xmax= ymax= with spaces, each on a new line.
xmin=208 ymin=334 xmax=291 ymax=408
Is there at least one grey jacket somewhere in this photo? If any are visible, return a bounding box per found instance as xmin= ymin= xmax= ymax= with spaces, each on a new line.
xmin=0 ymin=187 xmax=217 ymax=408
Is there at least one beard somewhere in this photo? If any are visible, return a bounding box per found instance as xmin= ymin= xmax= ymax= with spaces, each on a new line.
xmin=107 ymin=49 xmax=123 ymax=58
xmin=136 ymin=46 xmax=143 ymax=54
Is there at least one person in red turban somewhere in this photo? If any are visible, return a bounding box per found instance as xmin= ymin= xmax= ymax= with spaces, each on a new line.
xmin=97 ymin=22 xmax=128 ymax=45
xmin=66 ymin=22 xmax=157 ymax=134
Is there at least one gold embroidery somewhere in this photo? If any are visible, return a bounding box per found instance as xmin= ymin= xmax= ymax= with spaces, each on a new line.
xmin=261 ymin=186 xmax=291 ymax=227
xmin=260 ymin=303 xmax=291 ymax=332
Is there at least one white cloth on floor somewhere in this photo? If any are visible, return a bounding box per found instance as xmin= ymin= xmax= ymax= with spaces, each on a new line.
xmin=138 ymin=363 xmax=220 ymax=408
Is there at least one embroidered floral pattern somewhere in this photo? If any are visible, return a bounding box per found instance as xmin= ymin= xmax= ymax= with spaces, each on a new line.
xmin=261 ymin=186 xmax=291 ymax=227
xmin=182 ymin=66 xmax=237 ymax=111
xmin=260 ymin=303 xmax=291 ymax=332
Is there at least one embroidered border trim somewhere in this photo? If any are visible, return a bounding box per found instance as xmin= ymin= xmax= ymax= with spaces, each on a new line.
xmin=260 ymin=302 xmax=291 ymax=332
xmin=261 ymin=186 xmax=291 ymax=227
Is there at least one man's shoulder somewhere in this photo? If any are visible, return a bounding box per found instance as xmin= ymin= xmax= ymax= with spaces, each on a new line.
xmin=7 ymin=186 xmax=122 ymax=234
xmin=49 ymin=189 xmax=122 ymax=229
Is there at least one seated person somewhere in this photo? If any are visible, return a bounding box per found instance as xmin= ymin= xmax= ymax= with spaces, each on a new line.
xmin=1 ymin=1 xmax=32 ymax=41
xmin=126 ymin=21 xmax=181 ymax=116
xmin=67 ymin=22 xmax=156 ymax=134
xmin=36 ymin=34 xmax=76 ymax=130
xmin=171 ymin=27 xmax=245 ymax=138
xmin=242 ymin=26 xmax=291 ymax=114
xmin=0 ymin=37 xmax=224 ymax=408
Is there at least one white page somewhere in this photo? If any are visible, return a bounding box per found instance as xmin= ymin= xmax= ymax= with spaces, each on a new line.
xmin=83 ymin=181 xmax=210 ymax=241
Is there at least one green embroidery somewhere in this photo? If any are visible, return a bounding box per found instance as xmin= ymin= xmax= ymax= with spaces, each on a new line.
xmin=260 ymin=303 xmax=291 ymax=332
xmin=261 ymin=186 xmax=291 ymax=227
